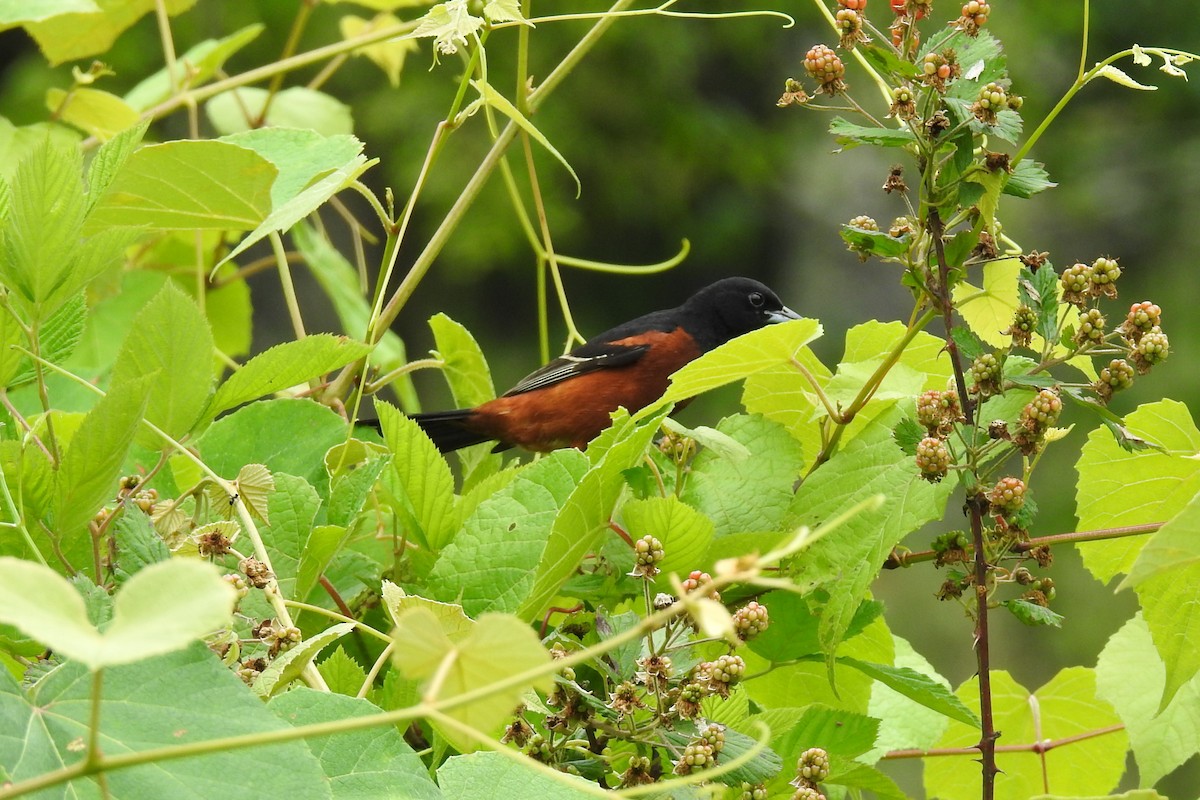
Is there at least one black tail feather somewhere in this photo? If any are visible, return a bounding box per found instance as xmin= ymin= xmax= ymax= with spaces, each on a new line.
xmin=410 ymin=410 xmax=494 ymax=453
xmin=357 ymin=410 xmax=498 ymax=453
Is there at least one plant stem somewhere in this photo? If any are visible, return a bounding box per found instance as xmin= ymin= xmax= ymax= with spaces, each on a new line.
xmin=884 ymin=723 xmax=1124 ymax=760
xmin=883 ymin=521 xmax=1163 ymax=569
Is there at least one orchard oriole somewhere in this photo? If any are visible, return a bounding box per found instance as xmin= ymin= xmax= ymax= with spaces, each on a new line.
xmin=397 ymin=277 xmax=798 ymax=452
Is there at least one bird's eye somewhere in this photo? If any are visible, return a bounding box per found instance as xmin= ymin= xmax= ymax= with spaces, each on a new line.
xmin=748 ymin=291 xmax=765 ymax=308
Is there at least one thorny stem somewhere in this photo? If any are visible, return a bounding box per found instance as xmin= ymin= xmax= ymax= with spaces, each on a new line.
xmin=883 ymin=521 xmax=1164 ymax=569
xmin=884 ymin=723 xmax=1125 ymax=760
xmin=928 ymin=206 xmax=998 ymax=797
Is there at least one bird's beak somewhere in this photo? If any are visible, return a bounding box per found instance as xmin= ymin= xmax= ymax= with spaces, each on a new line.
xmin=766 ymin=306 xmax=801 ymax=324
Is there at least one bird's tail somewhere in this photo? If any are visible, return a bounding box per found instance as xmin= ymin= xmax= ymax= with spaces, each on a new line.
xmin=409 ymin=410 xmax=495 ymax=453
xmin=357 ymin=409 xmax=497 ymax=453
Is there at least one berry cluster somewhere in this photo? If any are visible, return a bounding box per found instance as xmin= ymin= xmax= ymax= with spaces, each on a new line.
xmin=788 ymin=747 xmax=831 ymax=800
xmin=804 ymin=44 xmax=847 ymax=94
xmin=955 ymin=0 xmax=990 ymax=36
xmin=631 ymin=534 xmax=664 ymax=578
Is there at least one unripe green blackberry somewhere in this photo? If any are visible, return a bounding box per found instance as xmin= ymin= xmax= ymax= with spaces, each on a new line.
xmin=836 ymin=8 xmax=867 ymax=48
xmin=987 ymin=477 xmax=1026 ymax=515
xmin=778 ymin=77 xmax=810 ymax=107
xmin=700 ymin=723 xmax=727 ymax=753
xmin=674 ymin=741 xmax=715 ymax=774
xmin=702 ymin=654 xmax=746 ymax=696
xmin=631 ymin=534 xmax=664 ymax=578
xmin=619 ymin=755 xmax=655 ymax=787
xmin=733 ymin=601 xmax=770 ymax=641
xmin=1121 ymin=300 xmax=1162 ymax=343
xmin=1073 ymin=308 xmax=1107 ymax=348
xmin=1094 ymin=358 xmax=1135 ymax=402
xmin=735 ymin=784 xmax=769 ymax=800
xmin=973 ymin=81 xmax=1008 ymax=124
xmin=222 ymin=572 xmax=249 ymax=601
xmin=969 ymin=353 xmax=1003 ymax=397
xmin=804 ymin=44 xmax=846 ymax=93
xmin=916 ymin=437 xmax=951 ymax=481
xmin=890 ymin=85 xmax=917 ymax=119
xmin=1090 ymin=256 xmax=1121 ymax=298
xmin=791 ymin=787 xmax=827 ymax=800
xmin=1132 ymin=326 xmax=1169 ymax=373
xmin=673 ymin=681 xmax=705 ymax=719
xmin=1021 ymin=388 xmax=1062 ymax=432
xmin=797 ymin=747 xmax=831 ymax=782
xmin=848 ymin=214 xmax=878 ymax=230
xmin=1060 ymin=262 xmax=1092 ymax=307
xmin=1007 ymin=304 xmax=1037 ymax=348
xmin=916 ymin=389 xmax=963 ymax=435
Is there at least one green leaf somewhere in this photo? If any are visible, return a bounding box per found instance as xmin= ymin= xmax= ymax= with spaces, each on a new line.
xmin=829 ymin=117 xmax=916 ymax=150
xmin=206 ymin=334 xmax=372 ymax=419
xmin=392 ymin=607 xmax=552 ymax=752
xmin=219 ymin=134 xmax=374 ymax=267
xmin=438 ymin=751 xmax=597 ymax=800
xmin=867 ymin=636 xmax=952 ymax=760
xmin=1017 ymin=262 xmax=1061 ymax=346
xmin=681 ymin=413 xmax=804 ymax=538
xmin=839 ymin=656 xmax=979 ymax=727
xmin=253 ymin=622 xmax=355 ymax=697
xmin=317 ymin=646 xmax=367 ymax=697
xmin=658 ymin=318 xmax=822 ymax=408
xmin=925 ymin=669 xmax=1127 ymax=799
xmin=472 ymin=79 xmax=581 ymax=197
xmin=22 ymin=0 xmax=197 ymax=66
xmin=376 ymin=401 xmax=456 ymax=551
xmin=840 ymin=224 xmax=912 ymax=259
xmin=0 ymin=139 xmax=125 ymax=319
xmin=788 ymin=406 xmax=953 ymax=656
xmin=268 ymin=689 xmax=442 ymax=799
xmin=0 ymin=0 xmax=99 ymax=25
xmin=774 ymin=703 xmax=880 ymax=760
xmin=1004 ymin=159 xmax=1056 ymax=198
xmin=620 ymin=496 xmax=713 ymax=578
xmin=428 ymin=450 xmax=588 ymax=616
xmin=339 ymin=14 xmax=417 ymax=87
xmin=182 ymin=399 xmax=349 ymax=493
xmin=256 ymin=473 xmax=321 ymax=600
xmin=1075 ymin=399 xmax=1200 ymax=582
xmin=110 ymin=281 xmax=214 ymax=442
xmin=0 ymin=557 xmax=235 ymax=669
xmin=124 ymin=24 xmax=266 ymax=111
xmin=45 ymin=86 xmax=139 ymax=141
xmin=53 ymin=375 xmax=150 ymax=550
xmin=84 ymin=118 xmax=150 ymax=212
xmin=206 ymin=86 xmax=354 ymax=137
xmin=1096 ymin=613 xmax=1200 ymax=787
xmin=4 ymin=291 xmax=87 ymax=389
xmin=521 ymin=406 xmax=670 ymax=619
xmin=951 ymin=257 xmax=1022 ymax=348
xmin=111 ymin=509 xmax=170 ymax=582
xmin=1003 ymin=598 xmax=1064 ymax=627
xmin=88 ymin=139 xmax=277 ymax=230
xmin=857 ymin=42 xmax=920 ymax=79
xmin=0 ymin=643 xmax=328 ymax=796
xmin=429 ymin=311 xmax=500 ymax=483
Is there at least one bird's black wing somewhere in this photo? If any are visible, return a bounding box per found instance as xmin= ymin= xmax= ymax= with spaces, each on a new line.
xmin=502 ymin=340 xmax=651 ymax=397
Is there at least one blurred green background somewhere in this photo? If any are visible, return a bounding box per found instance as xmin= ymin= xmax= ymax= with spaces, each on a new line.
xmin=2 ymin=0 xmax=1197 ymax=795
